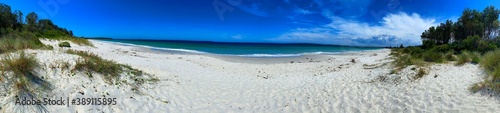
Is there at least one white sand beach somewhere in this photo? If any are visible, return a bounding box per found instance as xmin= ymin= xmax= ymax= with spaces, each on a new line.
xmin=1 ymin=39 xmax=500 ymax=113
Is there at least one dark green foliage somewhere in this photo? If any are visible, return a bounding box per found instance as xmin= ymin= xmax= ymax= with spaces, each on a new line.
xmin=38 ymin=19 xmax=73 ymax=37
xmin=421 ymin=20 xmax=454 ymax=45
xmin=26 ymin=12 xmax=38 ymax=32
xmin=429 ymin=44 xmax=451 ymax=53
xmin=26 ymin=12 xmax=38 ymax=26
xmin=463 ymin=36 xmax=481 ymax=49
xmin=422 ymin=40 xmax=436 ymax=49
xmin=482 ymin=6 xmax=500 ymax=39
xmin=0 ymin=4 xmax=17 ymax=35
xmin=0 ymin=3 xmax=92 ymax=51
xmin=457 ymin=36 xmax=497 ymax=53
xmin=421 ymin=6 xmax=499 ymax=51
xmin=1 ymin=3 xmax=72 ymax=37
xmin=58 ymin=42 xmax=71 ymax=47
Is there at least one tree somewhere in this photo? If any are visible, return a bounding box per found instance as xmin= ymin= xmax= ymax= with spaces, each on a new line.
xmin=444 ymin=20 xmax=453 ymax=44
xmin=0 ymin=3 xmax=17 ymax=35
xmin=457 ymin=8 xmax=484 ymax=39
xmin=26 ymin=12 xmax=38 ymax=32
xmin=482 ymin=6 xmax=500 ymax=39
xmin=12 ymin=10 xmax=23 ymax=30
xmin=26 ymin=12 xmax=38 ymax=26
xmin=0 ymin=3 xmax=13 ymax=28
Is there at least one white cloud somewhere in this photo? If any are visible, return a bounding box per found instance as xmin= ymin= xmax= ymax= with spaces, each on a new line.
xmin=270 ymin=12 xmax=438 ymax=47
xmin=231 ymin=34 xmax=242 ymax=39
xmin=295 ymin=8 xmax=313 ymax=15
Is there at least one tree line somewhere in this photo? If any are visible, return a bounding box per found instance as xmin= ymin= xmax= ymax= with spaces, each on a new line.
xmin=0 ymin=3 xmax=73 ymax=37
xmin=420 ymin=6 xmax=500 ymax=53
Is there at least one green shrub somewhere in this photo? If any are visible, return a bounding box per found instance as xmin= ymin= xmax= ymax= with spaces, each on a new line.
xmin=463 ymin=35 xmax=481 ymax=50
xmin=409 ymin=47 xmax=425 ymax=56
xmin=477 ymin=40 xmax=497 ymax=53
xmin=450 ymin=41 xmax=467 ymax=52
xmin=422 ymin=40 xmax=436 ymax=49
xmin=58 ymin=42 xmax=71 ymax=47
xmin=43 ymin=29 xmax=69 ymax=38
xmin=429 ymin=44 xmax=451 ymax=53
xmin=422 ymin=51 xmax=444 ymax=63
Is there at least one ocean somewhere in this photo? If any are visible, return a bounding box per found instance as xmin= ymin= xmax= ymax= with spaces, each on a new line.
xmin=95 ymin=39 xmax=382 ymax=57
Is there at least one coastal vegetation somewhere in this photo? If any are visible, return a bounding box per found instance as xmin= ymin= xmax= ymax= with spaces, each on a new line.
xmin=58 ymin=42 xmax=71 ymax=47
xmin=0 ymin=51 xmax=50 ymax=112
xmin=0 ymin=3 xmax=154 ymax=112
xmin=0 ymin=3 xmax=91 ymax=46
xmin=392 ymin=6 xmax=500 ymax=94
xmin=66 ymin=49 xmax=154 ymax=85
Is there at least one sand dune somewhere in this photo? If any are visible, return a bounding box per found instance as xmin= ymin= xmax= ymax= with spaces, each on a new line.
xmin=1 ymin=39 xmax=499 ymax=113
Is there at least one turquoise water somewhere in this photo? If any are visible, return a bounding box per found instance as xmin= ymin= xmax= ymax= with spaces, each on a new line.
xmin=96 ymin=39 xmax=381 ymax=57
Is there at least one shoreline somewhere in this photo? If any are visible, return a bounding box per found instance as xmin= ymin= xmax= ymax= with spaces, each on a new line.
xmin=95 ymin=39 xmax=383 ymax=57
xmin=94 ymin=39 xmax=388 ymax=64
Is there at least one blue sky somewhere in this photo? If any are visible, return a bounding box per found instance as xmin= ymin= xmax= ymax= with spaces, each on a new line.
xmin=3 ymin=0 xmax=500 ymax=46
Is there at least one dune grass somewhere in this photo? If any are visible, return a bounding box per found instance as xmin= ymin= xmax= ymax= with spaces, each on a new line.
xmin=391 ymin=48 xmax=426 ymax=69
xmin=47 ymin=36 xmax=93 ymax=46
xmin=471 ymin=49 xmax=500 ymax=93
xmin=66 ymin=50 xmax=122 ymax=83
xmin=0 ymin=51 xmax=51 ymax=112
xmin=65 ymin=49 xmax=155 ymax=85
xmin=456 ymin=51 xmax=472 ymax=66
xmin=0 ymin=33 xmax=49 ymax=54
xmin=456 ymin=51 xmax=482 ymax=66
xmin=422 ymin=51 xmax=445 ymax=63
xmin=444 ymin=51 xmax=456 ymax=61
xmin=413 ymin=68 xmax=427 ymax=80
